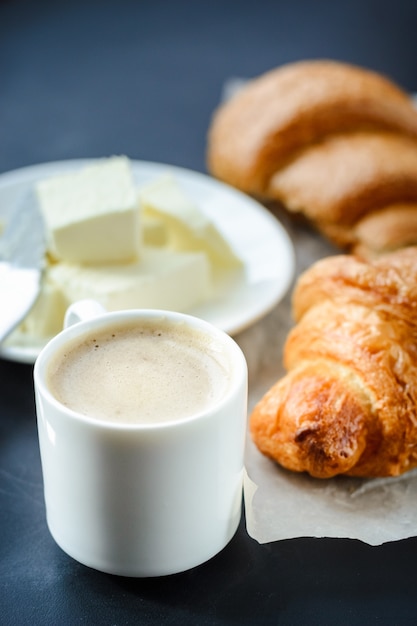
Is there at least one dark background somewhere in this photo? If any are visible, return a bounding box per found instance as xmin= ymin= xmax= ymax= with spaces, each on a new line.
xmin=2 ymin=0 xmax=417 ymax=178
xmin=2 ymin=1 xmax=417 ymax=624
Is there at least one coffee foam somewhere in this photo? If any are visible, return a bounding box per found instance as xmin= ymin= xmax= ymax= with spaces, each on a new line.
xmin=47 ymin=320 xmax=231 ymax=424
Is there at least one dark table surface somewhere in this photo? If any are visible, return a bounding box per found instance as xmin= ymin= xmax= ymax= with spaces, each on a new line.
xmin=2 ymin=1 xmax=417 ymax=624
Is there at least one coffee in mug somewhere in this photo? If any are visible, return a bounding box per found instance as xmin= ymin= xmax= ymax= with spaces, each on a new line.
xmin=34 ymin=305 xmax=248 ymax=577
xmin=46 ymin=319 xmax=231 ymax=425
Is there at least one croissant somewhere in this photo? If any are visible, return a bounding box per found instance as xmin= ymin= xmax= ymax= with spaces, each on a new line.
xmin=249 ymin=247 xmax=417 ymax=478
xmin=207 ymin=60 xmax=417 ymax=257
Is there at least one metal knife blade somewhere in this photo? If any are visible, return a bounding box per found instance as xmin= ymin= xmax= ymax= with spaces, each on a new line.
xmin=0 ymin=188 xmax=45 ymax=343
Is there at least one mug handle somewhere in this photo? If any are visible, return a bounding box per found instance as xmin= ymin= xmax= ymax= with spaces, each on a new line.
xmin=64 ymin=299 xmax=107 ymax=329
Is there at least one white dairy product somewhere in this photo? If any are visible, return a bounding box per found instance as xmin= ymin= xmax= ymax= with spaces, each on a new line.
xmin=36 ymin=156 xmax=140 ymax=264
xmin=19 ymin=273 xmax=67 ymax=338
xmin=13 ymin=161 xmax=244 ymax=343
xmin=49 ymin=247 xmax=211 ymax=313
xmin=142 ymin=213 xmax=167 ymax=246
xmin=139 ymin=175 xmax=242 ymax=268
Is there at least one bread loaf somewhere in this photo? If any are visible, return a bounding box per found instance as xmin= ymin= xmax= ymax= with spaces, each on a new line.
xmin=250 ymin=247 xmax=417 ymax=478
xmin=207 ymin=60 xmax=417 ymax=257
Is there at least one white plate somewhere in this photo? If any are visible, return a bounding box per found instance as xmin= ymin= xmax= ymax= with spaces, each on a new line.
xmin=0 ymin=159 xmax=295 ymax=363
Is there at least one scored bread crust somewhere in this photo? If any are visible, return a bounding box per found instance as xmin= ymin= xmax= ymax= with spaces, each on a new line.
xmin=250 ymin=247 xmax=417 ymax=478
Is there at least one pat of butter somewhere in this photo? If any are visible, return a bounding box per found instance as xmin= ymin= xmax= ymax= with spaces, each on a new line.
xmin=36 ymin=156 xmax=140 ymax=264
xmin=139 ymin=175 xmax=242 ymax=268
xmin=142 ymin=213 xmax=167 ymax=246
xmin=18 ymin=273 xmax=67 ymax=338
xmin=49 ymin=247 xmax=211 ymax=313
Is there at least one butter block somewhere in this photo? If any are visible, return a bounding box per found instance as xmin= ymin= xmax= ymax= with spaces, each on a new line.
xmin=49 ymin=247 xmax=212 ymax=313
xmin=36 ymin=156 xmax=140 ymax=264
xmin=142 ymin=213 xmax=167 ymax=246
xmin=139 ymin=174 xmax=242 ymax=268
xmin=18 ymin=271 xmax=68 ymax=338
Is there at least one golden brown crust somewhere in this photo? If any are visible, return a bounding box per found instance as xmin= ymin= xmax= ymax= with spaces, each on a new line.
xmin=207 ymin=60 xmax=417 ymax=195
xmin=353 ymin=203 xmax=417 ymax=256
xmin=250 ymin=360 xmax=370 ymax=477
xmin=207 ymin=60 xmax=417 ymax=255
xmin=268 ymin=132 xmax=417 ymax=226
xmin=250 ymin=247 xmax=417 ymax=478
xmin=291 ymin=249 xmax=417 ymax=322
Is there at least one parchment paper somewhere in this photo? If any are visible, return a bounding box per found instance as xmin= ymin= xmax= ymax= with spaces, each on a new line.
xmin=234 ymin=204 xmax=417 ymax=546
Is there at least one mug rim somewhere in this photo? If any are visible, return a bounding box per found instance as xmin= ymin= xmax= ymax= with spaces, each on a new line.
xmin=34 ymin=308 xmax=247 ymax=431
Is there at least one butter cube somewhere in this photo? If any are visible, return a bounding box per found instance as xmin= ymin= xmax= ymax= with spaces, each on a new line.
xmin=142 ymin=213 xmax=168 ymax=246
xmin=139 ymin=175 xmax=242 ymax=268
xmin=36 ymin=156 xmax=140 ymax=264
xmin=49 ymin=247 xmax=211 ymax=313
xmin=18 ymin=271 xmax=68 ymax=338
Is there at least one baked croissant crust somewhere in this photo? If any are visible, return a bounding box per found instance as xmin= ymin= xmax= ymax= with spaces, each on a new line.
xmin=250 ymin=247 xmax=417 ymax=478
xmin=207 ymin=60 xmax=417 ymax=257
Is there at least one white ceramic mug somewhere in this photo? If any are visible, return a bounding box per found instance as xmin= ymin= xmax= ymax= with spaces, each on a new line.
xmin=34 ymin=302 xmax=248 ymax=577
